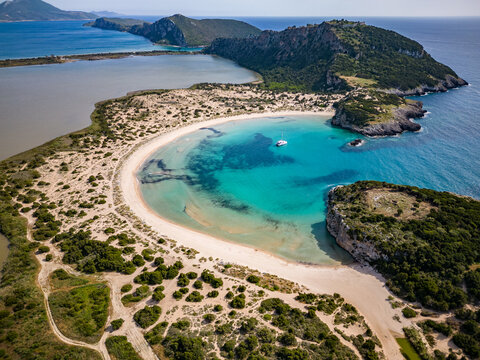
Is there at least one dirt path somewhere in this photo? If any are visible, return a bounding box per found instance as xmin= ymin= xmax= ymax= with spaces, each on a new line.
xmin=26 ymin=217 xmax=111 ymax=360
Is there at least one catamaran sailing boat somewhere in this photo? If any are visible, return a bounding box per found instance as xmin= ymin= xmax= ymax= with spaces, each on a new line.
xmin=276 ymin=132 xmax=287 ymax=147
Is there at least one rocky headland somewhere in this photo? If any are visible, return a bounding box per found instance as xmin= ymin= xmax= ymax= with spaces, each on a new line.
xmin=205 ymin=20 xmax=468 ymax=136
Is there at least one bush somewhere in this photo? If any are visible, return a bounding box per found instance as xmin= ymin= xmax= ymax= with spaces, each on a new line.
xmin=144 ymin=322 xmax=168 ymax=345
xmin=203 ymin=314 xmax=215 ymax=323
xmin=214 ymin=305 xmax=223 ymax=312
xmin=132 ymin=254 xmax=145 ymax=267
xmin=134 ymin=305 xmax=161 ymax=329
xmin=201 ymin=269 xmax=223 ymax=288
xmin=152 ymin=287 xmax=165 ymax=302
xmin=173 ymin=290 xmax=183 ymax=300
xmin=402 ymin=307 xmax=417 ymax=318
xmin=121 ymin=284 xmax=133 ymax=293
xmin=105 ymin=336 xmax=141 ymax=360
xmin=207 ymin=290 xmax=219 ymax=298
xmin=38 ymin=245 xmax=50 ymax=253
xmin=177 ymin=273 xmax=190 ymax=287
xmin=278 ymin=332 xmax=297 ymax=346
xmin=230 ymin=295 xmax=246 ymax=309
xmin=111 ymin=319 xmax=124 ymax=331
xmin=186 ymin=291 xmax=204 ymax=303
xmin=186 ymin=272 xmax=198 ymax=279
xmin=246 ymin=275 xmax=260 ymax=284
xmin=193 ymin=280 xmax=203 ymax=289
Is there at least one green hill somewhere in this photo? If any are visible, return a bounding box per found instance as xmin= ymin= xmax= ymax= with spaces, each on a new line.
xmin=0 ymin=0 xmax=96 ymax=21
xmin=204 ymin=20 xmax=466 ymax=94
xmin=328 ymin=181 xmax=480 ymax=311
xmin=87 ymin=14 xmax=261 ymax=47
xmin=205 ymin=20 xmax=467 ymax=136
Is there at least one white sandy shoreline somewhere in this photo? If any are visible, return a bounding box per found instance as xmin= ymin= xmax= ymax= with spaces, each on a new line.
xmin=120 ymin=110 xmax=408 ymax=359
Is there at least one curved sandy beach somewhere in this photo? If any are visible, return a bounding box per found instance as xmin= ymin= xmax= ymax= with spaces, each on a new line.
xmin=119 ymin=111 xmax=410 ymax=359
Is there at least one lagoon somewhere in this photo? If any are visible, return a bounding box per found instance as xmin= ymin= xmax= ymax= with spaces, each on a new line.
xmin=138 ymin=98 xmax=480 ymax=265
xmin=0 ymin=55 xmax=257 ymax=159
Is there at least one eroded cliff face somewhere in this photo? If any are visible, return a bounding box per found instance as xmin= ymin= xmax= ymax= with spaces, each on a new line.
xmin=130 ymin=18 xmax=186 ymax=46
xmin=326 ymin=187 xmax=386 ymax=264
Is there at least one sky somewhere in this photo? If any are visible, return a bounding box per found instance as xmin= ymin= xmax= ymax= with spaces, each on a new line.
xmin=49 ymin=0 xmax=480 ymax=17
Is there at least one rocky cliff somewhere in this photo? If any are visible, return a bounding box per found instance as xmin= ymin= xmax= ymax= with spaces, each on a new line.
xmin=332 ymin=91 xmax=427 ymax=136
xmin=326 ymin=186 xmax=385 ymax=264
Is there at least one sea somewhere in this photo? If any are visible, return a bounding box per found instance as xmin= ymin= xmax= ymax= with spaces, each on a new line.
xmin=0 ymin=16 xmax=479 ymax=265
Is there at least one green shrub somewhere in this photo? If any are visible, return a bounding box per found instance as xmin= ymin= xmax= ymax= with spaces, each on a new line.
xmin=111 ymin=319 xmax=124 ymax=331
xmin=230 ymin=295 xmax=246 ymax=309
xmin=121 ymin=284 xmax=133 ymax=293
xmin=246 ymin=275 xmax=260 ymax=284
xmin=105 ymin=336 xmax=141 ymax=360
xmin=402 ymin=307 xmax=417 ymax=319
xmin=207 ymin=290 xmax=219 ymax=298
xmin=134 ymin=305 xmax=161 ymax=329
xmin=186 ymin=291 xmax=204 ymax=302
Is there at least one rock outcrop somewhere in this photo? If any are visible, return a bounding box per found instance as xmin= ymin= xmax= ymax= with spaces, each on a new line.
xmin=326 ymin=186 xmax=386 ymax=264
xmin=332 ymin=99 xmax=426 ymax=136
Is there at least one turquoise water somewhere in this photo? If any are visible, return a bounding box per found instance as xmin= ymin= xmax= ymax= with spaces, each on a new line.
xmin=139 ymin=115 xmax=356 ymax=264
xmin=0 ymin=20 xmax=199 ymax=59
xmin=138 ymin=17 xmax=480 ymax=265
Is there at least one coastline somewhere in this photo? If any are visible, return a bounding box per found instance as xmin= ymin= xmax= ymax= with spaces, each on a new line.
xmin=119 ymin=110 xmax=408 ymax=359
xmin=0 ymin=50 xmax=201 ymax=68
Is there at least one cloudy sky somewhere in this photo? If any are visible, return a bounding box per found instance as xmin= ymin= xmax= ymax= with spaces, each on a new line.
xmin=50 ymin=0 xmax=480 ymax=17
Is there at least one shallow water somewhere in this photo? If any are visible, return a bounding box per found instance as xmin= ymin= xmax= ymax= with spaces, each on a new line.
xmin=0 ymin=55 xmax=257 ymax=159
xmin=139 ymin=97 xmax=479 ymax=265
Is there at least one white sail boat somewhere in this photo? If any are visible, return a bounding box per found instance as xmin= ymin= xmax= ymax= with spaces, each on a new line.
xmin=276 ymin=132 xmax=287 ymax=147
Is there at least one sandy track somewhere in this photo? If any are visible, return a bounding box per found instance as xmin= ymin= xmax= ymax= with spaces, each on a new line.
xmin=119 ymin=111 xmax=411 ymax=360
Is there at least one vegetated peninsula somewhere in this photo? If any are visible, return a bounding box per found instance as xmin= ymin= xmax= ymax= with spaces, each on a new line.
xmin=0 ymin=0 xmax=96 ymax=22
xmin=85 ymin=14 xmax=262 ymax=47
xmin=205 ymin=20 xmax=467 ymax=136
xmin=327 ymin=181 xmax=480 ymax=359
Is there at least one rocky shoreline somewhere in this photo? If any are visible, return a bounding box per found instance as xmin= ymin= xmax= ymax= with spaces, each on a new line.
xmin=332 ymin=98 xmax=426 ymax=136
xmin=387 ymin=74 xmax=468 ymax=96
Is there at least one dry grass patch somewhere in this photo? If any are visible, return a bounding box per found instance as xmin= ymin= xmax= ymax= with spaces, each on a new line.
xmin=365 ymin=189 xmax=434 ymax=220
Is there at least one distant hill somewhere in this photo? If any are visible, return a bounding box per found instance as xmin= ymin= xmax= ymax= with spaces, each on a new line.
xmin=0 ymin=0 xmax=96 ymax=21
xmin=86 ymin=14 xmax=261 ymax=47
xmin=204 ymin=20 xmax=466 ymax=94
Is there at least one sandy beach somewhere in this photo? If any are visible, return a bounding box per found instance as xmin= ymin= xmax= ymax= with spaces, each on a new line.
xmin=120 ymin=110 xmax=410 ymax=359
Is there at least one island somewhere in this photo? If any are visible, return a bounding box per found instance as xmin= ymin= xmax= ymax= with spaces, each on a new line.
xmin=327 ymin=181 xmax=480 ymax=358
xmin=85 ymin=14 xmax=262 ymax=47
xmin=0 ymin=0 xmax=96 ymax=22
xmin=205 ymin=20 xmax=467 ymax=136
